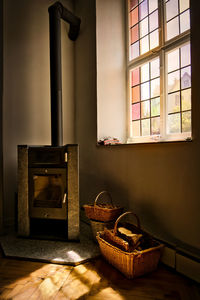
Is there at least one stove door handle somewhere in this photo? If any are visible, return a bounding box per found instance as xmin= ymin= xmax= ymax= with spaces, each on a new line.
xmin=63 ymin=193 xmax=67 ymax=204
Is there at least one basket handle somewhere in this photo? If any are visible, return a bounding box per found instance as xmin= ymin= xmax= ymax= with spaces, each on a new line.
xmin=113 ymin=211 xmax=141 ymax=235
xmin=94 ymin=191 xmax=113 ymax=207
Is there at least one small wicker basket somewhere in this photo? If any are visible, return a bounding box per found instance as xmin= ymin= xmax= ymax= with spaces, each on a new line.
xmin=96 ymin=212 xmax=164 ymax=279
xmin=83 ymin=191 xmax=123 ymax=222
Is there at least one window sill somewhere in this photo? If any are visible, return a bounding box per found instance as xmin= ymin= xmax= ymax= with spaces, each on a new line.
xmin=97 ymin=134 xmax=192 ymax=147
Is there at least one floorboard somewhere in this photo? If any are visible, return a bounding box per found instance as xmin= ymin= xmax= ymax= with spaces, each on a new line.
xmin=0 ymin=247 xmax=199 ymax=300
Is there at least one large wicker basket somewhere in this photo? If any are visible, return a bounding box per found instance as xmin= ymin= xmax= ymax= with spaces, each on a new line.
xmin=83 ymin=191 xmax=123 ymax=222
xmin=96 ymin=212 xmax=164 ymax=279
xmin=90 ymin=219 xmax=115 ymax=242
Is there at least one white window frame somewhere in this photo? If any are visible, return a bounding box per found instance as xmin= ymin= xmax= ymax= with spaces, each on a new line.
xmin=126 ymin=0 xmax=191 ymax=144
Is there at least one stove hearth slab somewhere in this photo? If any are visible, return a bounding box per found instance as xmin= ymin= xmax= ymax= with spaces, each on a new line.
xmin=0 ymin=222 xmax=100 ymax=265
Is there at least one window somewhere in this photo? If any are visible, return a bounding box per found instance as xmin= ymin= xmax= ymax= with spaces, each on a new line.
xmin=128 ymin=0 xmax=191 ymax=143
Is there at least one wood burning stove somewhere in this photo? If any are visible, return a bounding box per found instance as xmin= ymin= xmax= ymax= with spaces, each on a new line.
xmin=17 ymin=2 xmax=81 ymax=241
xmin=18 ymin=144 xmax=79 ymax=240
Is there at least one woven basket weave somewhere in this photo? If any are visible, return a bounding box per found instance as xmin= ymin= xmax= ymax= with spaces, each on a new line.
xmin=96 ymin=212 xmax=164 ymax=279
xmin=83 ymin=191 xmax=123 ymax=222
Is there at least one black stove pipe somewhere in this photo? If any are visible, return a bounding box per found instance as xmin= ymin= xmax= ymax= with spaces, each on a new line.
xmin=48 ymin=2 xmax=81 ymax=146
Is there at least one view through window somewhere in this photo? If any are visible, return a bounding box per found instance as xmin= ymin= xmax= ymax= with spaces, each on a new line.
xmin=128 ymin=0 xmax=191 ymax=143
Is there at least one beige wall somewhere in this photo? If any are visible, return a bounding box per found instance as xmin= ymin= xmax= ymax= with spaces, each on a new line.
xmin=3 ymin=0 xmax=75 ymax=225
xmin=75 ymin=0 xmax=200 ymax=255
xmin=96 ymin=0 xmax=126 ymax=143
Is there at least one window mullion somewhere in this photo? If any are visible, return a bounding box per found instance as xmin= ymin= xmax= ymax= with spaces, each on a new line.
xmin=159 ymin=0 xmax=166 ymax=139
xmin=160 ymin=49 xmax=166 ymax=140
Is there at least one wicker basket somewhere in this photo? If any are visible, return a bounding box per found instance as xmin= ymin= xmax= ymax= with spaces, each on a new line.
xmin=83 ymin=191 xmax=123 ymax=222
xmin=96 ymin=212 xmax=164 ymax=279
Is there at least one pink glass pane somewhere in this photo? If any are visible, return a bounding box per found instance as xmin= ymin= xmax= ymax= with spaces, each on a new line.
xmin=131 ymin=68 xmax=140 ymax=86
xmin=132 ymin=103 xmax=140 ymax=120
xmin=167 ymin=49 xmax=180 ymax=73
xmin=130 ymin=0 xmax=138 ymax=11
xmin=130 ymin=41 xmax=139 ymax=60
xmin=150 ymin=58 xmax=160 ymax=79
xmin=131 ymin=25 xmax=139 ymax=44
xmin=149 ymin=10 xmax=158 ymax=32
xmin=181 ymin=43 xmax=191 ymax=67
xmin=130 ymin=7 xmax=138 ymax=27
xmin=139 ymin=0 xmax=148 ymax=21
xmin=132 ymin=85 xmax=140 ymax=103
xmin=166 ymin=0 xmax=178 ymax=21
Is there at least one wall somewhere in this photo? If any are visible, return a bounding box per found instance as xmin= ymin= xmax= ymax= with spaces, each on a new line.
xmin=75 ymin=0 xmax=200 ymax=257
xmin=3 ymin=0 xmax=75 ymax=226
xmin=96 ymin=0 xmax=126 ymax=143
xmin=0 ymin=0 xmax=3 ymax=233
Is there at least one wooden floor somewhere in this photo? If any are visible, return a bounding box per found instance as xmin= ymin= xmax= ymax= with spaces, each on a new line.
xmin=0 ymin=248 xmax=199 ymax=300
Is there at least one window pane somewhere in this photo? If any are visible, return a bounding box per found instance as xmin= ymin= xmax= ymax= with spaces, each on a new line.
xmin=166 ymin=17 xmax=179 ymax=40
xmin=140 ymin=35 xmax=149 ymax=55
xmin=141 ymin=63 xmax=149 ymax=82
xmin=150 ymin=29 xmax=159 ymax=50
xmin=139 ymin=17 xmax=148 ymax=38
xmin=132 ymin=103 xmax=140 ymax=120
xmin=182 ymin=111 xmax=191 ymax=132
xmin=168 ymin=70 xmax=180 ymax=93
xmin=141 ymin=119 xmax=150 ymax=135
xmin=167 ymin=49 xmax=180 ymax=73
xmin=141 ymin=100 xmax=150 ymax=118
xmin=139 ymin=0 xmax=148 ymax=20
xmin=149 ymin=10 xmax=158 ymax=32
xmin=131 ymin=25 xmax=139 ymax=44
xmin=168 ymin=92 xmax=180 ymax=113
xmin=150 ymin=58 xmax=160 ymax=79
xmin=181 ymin=66 xmax=191 ymax=89
xmin=130 ymin=7 xmax=139 ymax=27
xmin=168 ymin=113 xmax=181 ymax=133
xmin=179 ymin=0 xmax=189 ymax=13
xmin=149 ymin=0 xmax=158 ymax=14
xmin=130 ymin=41 xmax=139 ymax=59
xmin=131 ymin=67 xmax=140 ymax=86
xmin=180 ymin=10 xmax=190 ymax=34
xmin=141 ymin=82 xmax=150 ymax=100
xmin=181 ymin=43 xmax=191 ymax=67
xmin=181 ymin=88 xmax=191 ymax=111
xmin=151 ymin=117 xmax=160 ymax=134
xmin=151 ymin=78 xmax=160 ymax=98
xmin=166 ymin=0 xmax=178 ymax=21
xmin=132 ymin=120 xmax=140 ymax=137
xmin=130 ymin=0 xmax=138 ymax=11
xmin=151 ymin=97 xmax=160 ymax=116
xmin=132 ymin=85 xmax=140 ymax=103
